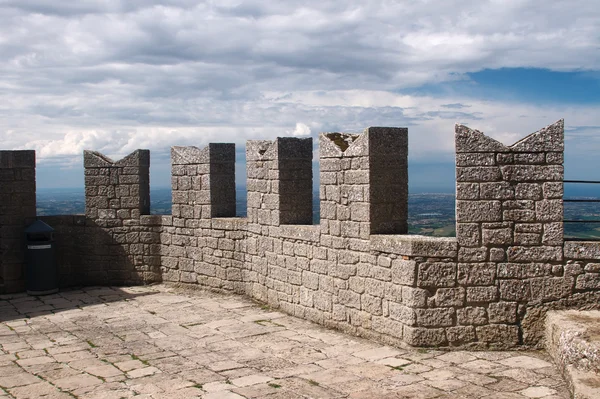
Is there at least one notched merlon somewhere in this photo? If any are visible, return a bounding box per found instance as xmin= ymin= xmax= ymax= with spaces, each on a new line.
xmin=325 ymin=132 xmax=359 ymax=152
xmin=246 ymin=140 xmax=275 ymax=161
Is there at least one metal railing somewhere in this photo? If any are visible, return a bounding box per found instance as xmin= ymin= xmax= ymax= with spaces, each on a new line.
xmin=564 ymin=180 xmax=600 ymax=241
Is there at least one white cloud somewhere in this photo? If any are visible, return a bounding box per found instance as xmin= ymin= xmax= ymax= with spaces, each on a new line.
xmin=288 ymin=122 xmax=311 ymax=137
xmin=0 ymin=0 xmax=598 ymax=176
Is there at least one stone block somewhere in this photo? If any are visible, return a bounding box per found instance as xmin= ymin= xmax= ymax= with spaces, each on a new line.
xmin=503 ymin=209 xmax=536 ymax=222
xmin=372 ymin=316 xmax=404 ymax=338
xmin=457 ymin=183 xmax=480 ymax=200
xmin=542 ymin=223 xmax=563 ymax=245
xmin=455 ymin=124 xmax=509 ymax=153
xmin=434 ymin=287 xmax=465 ymax=307
xmin=456 ymin=167 xmax=502 ymax=182
xmin=499 ymin=280 xmax=530 ymax=301
xmin=403 ymin=326 xmax=447 ymax=347
xmin=543 ymin=182 xmax=563 ymax=199
xmin=546 ymin=152 xmax=563 ymax=164
xmin=415 ymin=308 xmax=454 ymax=327
xmin=457 ymin=307 xmax=487 ymax=326
xmin=466 ymin=286 xmax=498 ymax=303
xmin=457 ymin=223 xmax=480 ymax=247
xmin=500 ymin=165 xmax=563 ymax=182
xmin=339 ymin=289 xmax=361 ymax=309
xmin=401 ymin=286 xmax=428 ymax=308
xmin=515 ymin=183 xmax=542 ymax=200
xmin=507 ymin=246 xmax=562 ymax=262
xmin=535 ymin=200 xmax=563 ymax=222
xmin=575 ymin=273 xmax=600 ymax=290
xmin=488 ymin=302 xmax=517 ymax=324
xmin=482 ymin=227 xmax=512 ymax=245
xmin=457 ymin=263 xmax=496 ymax=285
xmin=513 ymin=152 xmax=546 ymax=164
xmin=417 ymin=262 xmax=456 ymax=288
xmin=489 ymin=248 xmax=506 ymax=262
xmin=391 ymin=259 xmax=417 ymax=285
xmin=456 ymin=153 xmax=496 ymax=166
xmin=564 ymin=242 xmax=600 ymax=260
xmin=475 ymin=324 xmax=519 ymax=345
xmin=389 ymin=302 xmax=416 ymax=325
xmin=480 ymin=182 xmax=514 ymax=200
xmin=458 ymin=247 xmax=487 ymax=262
xmin=497 ymin=263 xmax=552 ymax=279
xmin=510 ymin=120 xmax=563 ymax=153
xmin=456 ymin=201 xmax=502 ymax=222
xmin=361 ymin=294 xmax=382 ymax=315
xmin=446 ymin=326 xmax=476 ymax=345
xmin=514 ymin=233 xmax=541 ymax=246
xmin=370 ymin=235 xmax=457 ymax=258
xmin=530 ymin=276 xmax=573 ymax=301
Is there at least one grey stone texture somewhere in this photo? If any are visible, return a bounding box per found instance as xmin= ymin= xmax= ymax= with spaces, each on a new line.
xmin=2 ymin=120 xmax=600 ymax=351
xmin=0 ymin=151 xmax=36 ymax=293
xmin=0 ymin=285 xmax=569 ymax=399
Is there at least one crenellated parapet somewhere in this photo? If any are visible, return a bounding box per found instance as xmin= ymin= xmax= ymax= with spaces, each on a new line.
xmin=3 ymin=120 xmax=600 ymax=350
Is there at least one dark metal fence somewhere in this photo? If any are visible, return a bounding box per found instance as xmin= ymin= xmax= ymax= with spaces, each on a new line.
xmin=564 ymin=180 xmax=600 ymax=241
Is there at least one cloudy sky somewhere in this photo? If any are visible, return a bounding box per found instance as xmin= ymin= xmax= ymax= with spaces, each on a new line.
xmin=1 ymin=0 xmax=599 ymax=191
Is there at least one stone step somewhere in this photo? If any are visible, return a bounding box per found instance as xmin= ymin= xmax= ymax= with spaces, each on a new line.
xmin=546 ymin=310 xmax=600 ymax=399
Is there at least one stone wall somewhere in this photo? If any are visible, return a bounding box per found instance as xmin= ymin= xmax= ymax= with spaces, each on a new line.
xmin=2 ymin=120 xmax=600 ymax=349
xmin=0 ymin=151 xmax=36 ymax=293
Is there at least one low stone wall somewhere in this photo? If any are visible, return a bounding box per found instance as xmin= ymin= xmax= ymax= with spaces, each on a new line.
xmin=3 ymin=120 xmax=600 ymax=349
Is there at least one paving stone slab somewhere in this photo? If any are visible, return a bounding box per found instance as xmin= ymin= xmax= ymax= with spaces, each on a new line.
xmin=0 ymin=285 xmax=570 ymax=398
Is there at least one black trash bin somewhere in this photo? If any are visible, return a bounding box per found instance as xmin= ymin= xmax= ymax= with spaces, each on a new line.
xmin=25 ymin=220 xmax=58 ymax=295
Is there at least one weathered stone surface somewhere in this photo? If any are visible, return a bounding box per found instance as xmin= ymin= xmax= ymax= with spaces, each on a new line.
xmin=488 ymin=302 xmax=518 ymax=323
xmin=457 ymin=167 xmax=502 ymax=182
xmin=403 ymin=326 xmax=447 ymax=346
xmin=417 ymin=262 xmax=456 ymax=288
xmin=370 ymin=235 xmax=457 ymax=258
xmin=456 ymin=153 xmax=496 ymax=166
xmin=565 ymin=242 xmax=600 ymax=260
xmin=510 ymin=119 xmax=564 ymax=153
xmin=466 ymin=286 xmax=498 ymax=303
xmin=507 ymin=246 xmax=563 ymax=262
xmin=456 ymin=201 xmax=502 ymax=222
xmin=475 ymin=324 xmax=519 ymax=345
xmin=415 ymin=308 xmax=454 ymax=327
xmin=500 ymin=165 xmax=563 ymax=182
xmin=457 ymin=223 xmax=480 ymax=247
xmin=455 ymin=124 xmax=509 ymax=153
xmin=457 ymin=263 xmax=496 ymax=285
xmin=457 ymin=307 xmax=487 ymax=326
xmin=434 ymin=287 xmax=465 ymax=307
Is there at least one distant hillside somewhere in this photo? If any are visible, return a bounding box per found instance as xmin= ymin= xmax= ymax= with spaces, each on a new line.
xmin=36 ymin=187 xmax=600 ymax=239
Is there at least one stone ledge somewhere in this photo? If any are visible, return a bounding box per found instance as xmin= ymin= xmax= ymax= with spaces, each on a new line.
xmin=546 ymin=310 xmax=600 ymax=399
xmin=211 ymin=217 xmax=248 ymax=230
xmin=565 ymin=241 xmax=600 ymax=260
xmin=276 ymin=224 xmax=320 ymax=243
xmin=370 ymin=235 xmax=458 ymax=258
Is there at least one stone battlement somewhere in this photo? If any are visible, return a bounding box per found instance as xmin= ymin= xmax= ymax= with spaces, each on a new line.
xmin=2 ymin=120 xmax=600 ymax=349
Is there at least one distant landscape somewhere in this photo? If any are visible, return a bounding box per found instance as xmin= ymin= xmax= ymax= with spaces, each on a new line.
xmin=36 ymin=187 xmax=600 ymax=239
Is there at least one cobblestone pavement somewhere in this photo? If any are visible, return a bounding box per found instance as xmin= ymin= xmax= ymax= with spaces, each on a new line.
xmin=0 ymin=285 xmax=569 ymax=399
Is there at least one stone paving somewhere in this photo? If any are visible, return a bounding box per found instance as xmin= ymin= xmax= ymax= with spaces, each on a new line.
xmin=0 ymin=285 xmax=569 ymax=399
